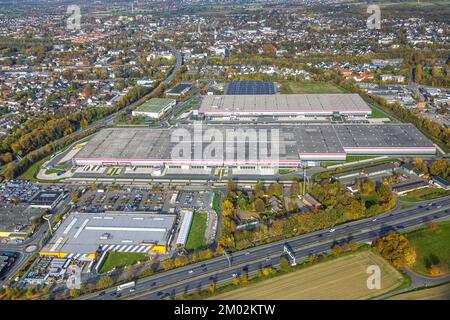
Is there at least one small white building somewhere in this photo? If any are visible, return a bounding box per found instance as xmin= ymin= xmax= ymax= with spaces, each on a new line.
xmin=380 ymin=74 xmax=406 ymax=83
xmin=132 ymin=98 xmax=176 ymax=119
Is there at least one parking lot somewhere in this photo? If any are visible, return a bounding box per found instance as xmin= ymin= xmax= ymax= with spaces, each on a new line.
xmin=0 ymin=180 xmax=41 ymax=204
xmin=74 ymin=187 xmax=214 ymax=214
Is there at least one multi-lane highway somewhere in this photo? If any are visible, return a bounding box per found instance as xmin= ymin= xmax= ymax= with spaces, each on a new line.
xmin=81 ymin=196 xmax=450 ymax=300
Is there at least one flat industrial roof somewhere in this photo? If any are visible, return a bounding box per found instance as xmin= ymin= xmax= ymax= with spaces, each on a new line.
xmin=29 ymin=190 xmax=63 ymax=206
xmin=42 ymin=212 xmax=176 ymax=256
xmin=73 ymin=124 xmax=435 ymax=164
xmin=134 ymin=98 xmax=175 ymax=113
xmin=167 ymin=83 xmax=192 ymax=94
xmin=199 ymin=94 xmax=372 ymax=115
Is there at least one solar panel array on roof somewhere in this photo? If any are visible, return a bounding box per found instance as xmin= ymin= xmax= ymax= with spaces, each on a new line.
xmin=225 ymin=81 xmax=276 ymax=95
xmin=167 ymin=83 xmax=192 ymax=94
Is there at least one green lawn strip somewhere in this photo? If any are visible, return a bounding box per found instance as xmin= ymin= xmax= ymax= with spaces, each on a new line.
xmin=335 ymin=158 xmax=400 ymax=173
xmin=281 ymin=81 xmax=344 ymax=94
xmin=212 ymin=192 xmax=221 ymax=214
xmin=185 ymin=212 xmax=208 ymax=251
xmin=21 ymin=155 xmax=51 ymax=181
xmin=399 ymin=188 xmax=450 ymax=202
xmin=400 ymin=203 xmax=415 ymax=210
xmin=45 ymin=168 xmax=65 ymax=175
xmin=320 ymin=155 xmax=379 ymax=168
xmin=368 ymin=106 xmax=391 ymax=119
xmin=99 ymin=252 xmax=149 ymax=273
xmin=406 ymin=221 xmax=450 ymax=276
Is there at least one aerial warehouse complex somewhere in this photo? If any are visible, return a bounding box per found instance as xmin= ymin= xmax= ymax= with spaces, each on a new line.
xmin=72 ymin=123 xmax=435 ymax=171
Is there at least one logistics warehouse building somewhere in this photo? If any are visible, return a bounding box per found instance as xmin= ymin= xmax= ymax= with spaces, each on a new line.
xmin=40 ymin=212 xmax=176 ymax=260
xmin=198 ymin=94 xmax=372 ymax=120
xmin=72 ymin=124 xmax=436 ymax=169
xmin=132 ymin=98 xmax=176 ymax=119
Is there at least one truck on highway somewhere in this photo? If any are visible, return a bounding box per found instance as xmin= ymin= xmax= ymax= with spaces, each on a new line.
xmin=117 ymin=281 xmax=135 ymax=292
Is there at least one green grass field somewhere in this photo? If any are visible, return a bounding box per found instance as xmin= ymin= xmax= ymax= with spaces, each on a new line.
xmin=281 ymin=81 xmax=343 ymax=94
xmin=320 ymin=155 xmax=378 ymax=168
xmin=399 ymin=187 xmax=450 ymax=202
xmin=212 ymin=192 xmax=221 ymax=214
xmin=407 ymin=221 xmax=450 ymax=276
xmin=99 ymin=252 xmax=149 ymax=273
xmin=21 ymin=155 xmax=51 ymax=181
xmin=368 ymin=106 xmax=391 ymax=119
xmin=185 ymin=212 xmax=208 ymax=251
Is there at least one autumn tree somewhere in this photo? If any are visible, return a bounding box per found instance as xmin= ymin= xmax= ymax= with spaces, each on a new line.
xmin=332 ymin=244 xmax=343 ymax=257
xmin=254 ymin=198 xmax=266 ymax=213
xmin=174 ymin=256 xmax=189 ymax=268
xmin=162 ymin=258 xmax=175 ymax=271
xmin=97 ymin=276 xmax=114 ymax=289
xmin=279 ymin=257 xmax=291 ymax=272
xmin=208 ymin=282 xmax=217 ymax=294
xmin=80 ymin=118 xmax=89 ymax=128
xmin=222 ymin=199 xmax=235 ymax=218
xmin=415 ymin=64 xmax=423 ymax=83
xmin=375 ymin=232 xmax=416 ymax=269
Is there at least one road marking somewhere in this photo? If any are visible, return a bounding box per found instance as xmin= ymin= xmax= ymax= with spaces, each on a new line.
xmin=117 ymin=245 xmax=127 ymax=252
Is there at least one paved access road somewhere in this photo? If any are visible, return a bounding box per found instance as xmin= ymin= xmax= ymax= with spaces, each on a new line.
xmin=82 ymin=197 xmax=450 ymax=300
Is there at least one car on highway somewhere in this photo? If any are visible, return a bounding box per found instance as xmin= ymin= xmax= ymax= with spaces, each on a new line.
xmin=329 ymin=228 xmax=336 ymax=233
xmin=188 ymin=270 xmax=193 ymax=274
xmin=372 ymin=218 xmax=377 ymax=222
xmin=245 ymin=251 xmax=251 ymax=255
xmin=99 ymin=291 xmax=106 ymax=296
xmin=231 ymin=273 xmax=237 ymax=278
xmin=129 ymin=288 xmax=135 ymax=293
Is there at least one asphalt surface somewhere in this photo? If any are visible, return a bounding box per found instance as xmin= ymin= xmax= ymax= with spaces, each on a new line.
xmin=81 ymin=196 xmax=450 ymax=300
xmin=0 ymin=194 xmax=72 ymax=287
xmin=375 ymin=267 xmax=450 ymax=300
